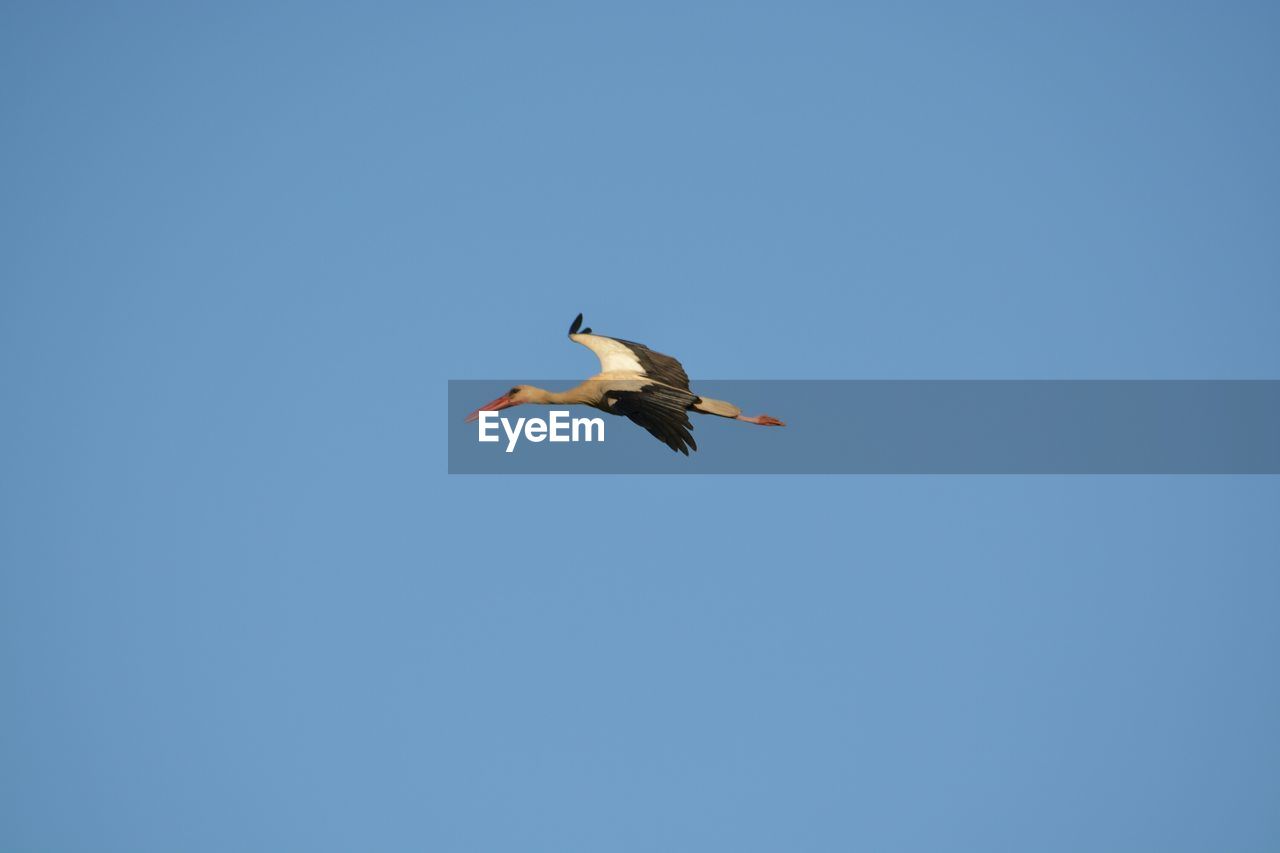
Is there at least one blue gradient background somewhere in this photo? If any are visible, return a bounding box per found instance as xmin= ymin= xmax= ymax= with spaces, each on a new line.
xmin=3 ymin=2 xmax=1279 ymax=850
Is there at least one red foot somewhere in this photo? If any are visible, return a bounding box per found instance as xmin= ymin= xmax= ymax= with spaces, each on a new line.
xmin=738 ymin=414 xmax=786 ymax=426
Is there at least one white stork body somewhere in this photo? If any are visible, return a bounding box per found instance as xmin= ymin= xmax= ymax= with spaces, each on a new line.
xmin=465 ymin=314 xmax=784 ymax=454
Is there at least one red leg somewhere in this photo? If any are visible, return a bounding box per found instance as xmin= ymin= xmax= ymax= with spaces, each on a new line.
xmin=736 ymin=414 xmax=786 ymax=426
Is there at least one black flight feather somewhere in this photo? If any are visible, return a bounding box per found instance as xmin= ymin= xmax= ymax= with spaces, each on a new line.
xmin=610 ymin=338 xmax=690 ymax=391
xmin=606 ymin=384 xmax=698 ymax=454
xmin=569 ymin=313 xmax=584 ymax=336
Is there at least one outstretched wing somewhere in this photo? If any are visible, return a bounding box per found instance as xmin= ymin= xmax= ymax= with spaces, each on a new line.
xmin=605 ymin=383 xmax=699 ymax=455
xmin=568 ymin=313 xmax=690 ymax=391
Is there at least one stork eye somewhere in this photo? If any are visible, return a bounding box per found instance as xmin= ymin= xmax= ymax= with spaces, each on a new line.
xmin=509 ymin=387 xmax=520 ymax=396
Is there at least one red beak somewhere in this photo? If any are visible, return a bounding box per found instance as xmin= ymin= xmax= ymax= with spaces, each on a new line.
xmin=465 ymin=394 xmax=519 ymax=422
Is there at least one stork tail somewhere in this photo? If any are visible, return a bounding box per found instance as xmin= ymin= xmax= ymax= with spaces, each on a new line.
xmin=692 ymin=397 xmax=741 ymax=418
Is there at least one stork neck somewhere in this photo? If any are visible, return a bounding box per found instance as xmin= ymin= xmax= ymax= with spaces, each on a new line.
xmin=526 ymin=386 xmax=584 ymax=405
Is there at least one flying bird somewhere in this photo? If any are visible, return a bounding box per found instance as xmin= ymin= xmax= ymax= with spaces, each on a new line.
xmin=465 ymin=314 xmax=785 ymax=454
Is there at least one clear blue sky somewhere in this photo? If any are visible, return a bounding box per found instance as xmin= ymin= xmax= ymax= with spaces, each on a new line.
xmin=3 ymin=2 xmax=1279 ymax=850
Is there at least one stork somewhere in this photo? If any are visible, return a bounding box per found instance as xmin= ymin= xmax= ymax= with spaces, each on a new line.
xmin=464 ymin=314 xmax=785 ymax=454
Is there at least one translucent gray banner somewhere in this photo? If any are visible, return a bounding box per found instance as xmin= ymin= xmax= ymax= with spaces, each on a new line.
xmin=448 ymin=380 xmax=1280 ymax=474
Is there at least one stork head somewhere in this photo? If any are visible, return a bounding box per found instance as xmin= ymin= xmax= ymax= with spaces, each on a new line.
xmin=464 ymin=385 xmax=536 ymax=422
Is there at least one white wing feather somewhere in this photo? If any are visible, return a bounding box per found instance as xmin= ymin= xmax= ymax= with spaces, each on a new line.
xmin=570 ymin=333 xmax=644 ymax=376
